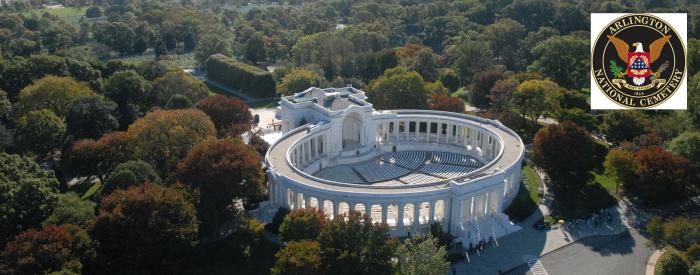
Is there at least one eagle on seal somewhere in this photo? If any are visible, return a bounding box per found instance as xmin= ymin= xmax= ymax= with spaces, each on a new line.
xmin=607 ymin=35 xmax=671 ymax=86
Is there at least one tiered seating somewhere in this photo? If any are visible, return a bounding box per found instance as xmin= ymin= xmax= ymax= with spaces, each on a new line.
xmin=398 ymin=173 xmax=443 ymax=184
xmin=314 ymin=166 xmax=365 ymax=183
xmin=380 ymin=151 xmax=425 ymax=169
xmin=353 ymin=160 xmax=410 ymax=182
xmin=420 ymin=163 xmax=477 ymax=179
xmin=431 ymin=152 xmax=483 ymax=167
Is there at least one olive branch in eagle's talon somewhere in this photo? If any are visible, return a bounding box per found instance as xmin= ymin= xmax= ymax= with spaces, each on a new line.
xmin=609 ymin=60 xmax=625 ymax=79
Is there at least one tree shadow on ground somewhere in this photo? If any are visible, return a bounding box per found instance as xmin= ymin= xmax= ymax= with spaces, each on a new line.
xmin=550 ymin=175 xmax=617 ymax=221
xmin=578 ymin=230 xmax=635 ymax=256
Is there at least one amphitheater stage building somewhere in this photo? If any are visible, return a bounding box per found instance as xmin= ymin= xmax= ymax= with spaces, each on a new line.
xmin=255 ymin=87 xmax=525 ymax=244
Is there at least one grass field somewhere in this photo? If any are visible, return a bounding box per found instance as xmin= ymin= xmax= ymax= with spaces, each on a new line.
xmin=504 ymin=164 xmax=541 ymax=221
xmin=20 ymin=6 xmax=88 ymax=26
xmin=67 ymin=179 xmax=102 ymax=199
xmin=592 ymin=172 xmax=618 ymax=198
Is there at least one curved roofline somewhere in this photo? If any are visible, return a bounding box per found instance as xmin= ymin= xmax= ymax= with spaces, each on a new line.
xmin=266 ymin=109 xmax=524 ymax=192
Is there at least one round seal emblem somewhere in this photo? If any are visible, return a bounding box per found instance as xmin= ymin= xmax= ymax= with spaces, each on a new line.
xmin=592 ymin=13 xmax=686 ymax=108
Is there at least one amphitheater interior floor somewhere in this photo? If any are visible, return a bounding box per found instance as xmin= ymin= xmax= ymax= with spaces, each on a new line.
xmin=312 ymin=151 xmax=483 ymax=186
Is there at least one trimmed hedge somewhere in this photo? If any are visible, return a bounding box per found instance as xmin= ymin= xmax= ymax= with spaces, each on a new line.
xmin=206 ymin=54 xmax=275 ymax=98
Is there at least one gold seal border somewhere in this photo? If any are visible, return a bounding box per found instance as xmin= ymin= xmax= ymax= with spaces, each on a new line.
xmin=591 ymin=13 xmax=687 ymax=109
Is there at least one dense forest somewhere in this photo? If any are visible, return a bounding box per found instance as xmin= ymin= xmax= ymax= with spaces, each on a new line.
xmin=0 ymin=0 xmax=699 ymax=274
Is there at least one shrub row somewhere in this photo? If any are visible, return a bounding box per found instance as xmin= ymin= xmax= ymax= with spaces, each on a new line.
xmin=206 ymin=54 xmax=275 ymax=98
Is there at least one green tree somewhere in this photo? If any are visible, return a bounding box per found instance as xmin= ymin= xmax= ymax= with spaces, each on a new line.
xmin=101 ymin=160 xmax=160 ymax=197
xmin=271 ymin=240 xmax=322 ymax=275
xmin=604 ymin=148 xmax=635 ymax=192
xmin=92 ymin=183 xmax=198 ymax=274
xmin=689 ymin=73 xmax=700 ymax=127
xmin=277 ymin=68 xmax=323 ymax=95
xmin=691 ymin=262 xmax=700 ymax=275
xmin=368 ymin=67 xmax=428 ymax=110
xmin=601 ymin=111 xmax=651 ymax=145
xmin=0 ymin=90 xmax=11 ymax=122
xmin=484 ymin=18 xmax=526 ymax=69
xmin=195 ymin=34 xmax=231 ymax=65
xmin=689 ymin=39 xmax=700 ymax=76
xmin=244 ymin=33 xmax=267 ymax=64
xmin=502 ymin=0 xmax=555 ymax=30
xmin=151 ymin=70 xmax=209 ymax=107
xmin=154 ymin=39 xmax=167 ymax=57
xmin=43 ymin=193 xmax=95 ymax=228
xmin=533 ymin=121 xmax=597 ymax=183
xmin=17 ymin=76 xmax=94 ymax=117
xmin=177 ymin=138 xmax=264 ymax=234
xmin=64 ymin=96 xmax=119 ymax=140
xmin=85 ymin=6 xmax=102 ymax=18
xmin=0 ymin=224 xmax=95 ymax=275
xmin=317 ymin=211 xmax=395 ymax=275
xmin=554 ymin=3 xmax=588 ymax=34
xmin=408 ymin=48 xmax=440 ymax=81
xmin=103 ymin=70 xmax=151 ymax=128
xmin=128 ymin=109 xmax=216 ymax=178
xmin=15 ymin=109 xmax=66 ymax=155
xmin=0 ymin=153 xmax=59 ymax=243
xmin=395 ymin=234 xmax=449 ymax=275
xmin=655 ymin=249 xmax=690 ymax=275
xmin=510 ymin=79 xmax=560 ymax=129
xmin=446 ymin=38 xmax=493 ymax=84
xmin=8 ymin=38 xmax=40 ymax=57
xmin=279 ymin=208 xmax=326 ymax=242
xmin=93 ymin=22 xmax=135 ymax=53
xmin=529 ymin=35 xmax=589 ymax=89
xmin=668 ymin=131 xmax=700 ymax=163
xmin=470 ymin=68 xmax=505 ymax=109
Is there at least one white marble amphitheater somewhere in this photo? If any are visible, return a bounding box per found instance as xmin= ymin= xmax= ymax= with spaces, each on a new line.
xmin=257 ymin=86 xmax=525 ymax=244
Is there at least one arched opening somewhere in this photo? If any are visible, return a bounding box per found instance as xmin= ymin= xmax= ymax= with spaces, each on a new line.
xmin=370 ymin=205 xmax=382 ymax=224
xmin=354 ymin=203 xmax=366 ymax=216
xmin=387 ymin=204 xmax=398 ymax=227
xmin=323 ymin=200 xmax=334 ymax=219
xmin=403 ymin=203 xmax=415 ymax=226
xmin=342 ymin=112 xmax=362 ymax=150
xmin=419 ymin=202 xmax=430 ymax=224
xmin=287 ymin=188 xmax=295 ymax=209
xmin=309 ymin=197 xmax=319 ymax=209
xmin=338 ymin=202 xmax=350 ymax=217
xmin=434 ymin=200 xmax=445 ymax=222
xmin=297 ymin=193 xmax=305 ymax=209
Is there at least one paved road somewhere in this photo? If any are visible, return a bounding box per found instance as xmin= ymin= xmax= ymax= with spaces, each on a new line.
xmin=507 ymin=229 xmax=653 ymax=275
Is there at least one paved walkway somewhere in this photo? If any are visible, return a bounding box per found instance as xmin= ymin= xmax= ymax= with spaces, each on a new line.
xmin=451 ymin=202 xmax=630 ymax=274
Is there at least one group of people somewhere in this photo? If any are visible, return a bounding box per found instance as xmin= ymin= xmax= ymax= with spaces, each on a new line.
xmin=454 ymin=236 xmax=496 ymax=257
xmin=564 ymin=208 xmax=614 ymax=230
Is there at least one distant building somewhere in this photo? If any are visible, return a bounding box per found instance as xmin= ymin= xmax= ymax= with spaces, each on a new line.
xmin=258 ymin=87 xmax=525 ymax=244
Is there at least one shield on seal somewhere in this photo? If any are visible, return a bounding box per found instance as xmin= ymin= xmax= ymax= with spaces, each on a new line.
xmin=627 ymin=52 xmax=651 ymax=78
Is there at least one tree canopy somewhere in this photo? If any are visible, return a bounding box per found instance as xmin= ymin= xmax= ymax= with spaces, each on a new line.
xmin=17 ymin=76 xmax=94 ymax=118
xmin=91 ymin=183 xmax=198 ymax=273
xmin=177 ymin=138 xmax=264 ymax=234
xmin=368 ymin=67 xmax=428 ymax=110
xmin=0 ymin=153 xmax=60 ymax=244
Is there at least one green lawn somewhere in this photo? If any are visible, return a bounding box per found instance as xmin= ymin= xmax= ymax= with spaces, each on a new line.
xmin=67 ymin=179 xmax=101 ymax=200
xmin=19 ymin=7 xmax=88 ymax=26
xmin=522 ymin=165 xmax=541 ymax=203
xmin=592 ymin=172 xmax=619 ymax=198
xmin=248 ymin=98 xmax=279 ymax=109
xmin=504 ymin=164 xmax=541 ymax=221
